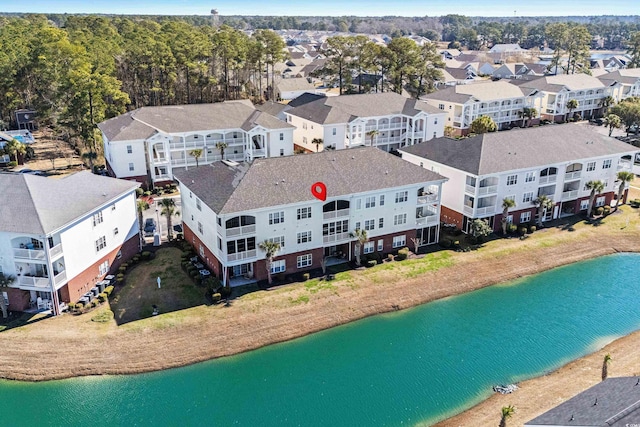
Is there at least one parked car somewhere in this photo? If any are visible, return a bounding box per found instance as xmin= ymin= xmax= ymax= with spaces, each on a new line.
xmin=17 ymin=169 xmax=44 ymax=175
xmin=144 ymin=218 xmax=156 ymax=236
xmin=173 ymin=223 xmax=183 ymax=233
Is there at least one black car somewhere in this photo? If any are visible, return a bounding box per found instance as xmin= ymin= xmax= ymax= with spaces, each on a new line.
xmin=144 ymin=218 xmax=156 ymax=236
xmin=173 ymin=223 xmax=183 ymax=233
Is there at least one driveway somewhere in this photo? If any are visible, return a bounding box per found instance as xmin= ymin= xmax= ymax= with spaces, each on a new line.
xmin=141 ymin=195 xmax=182 ymax=244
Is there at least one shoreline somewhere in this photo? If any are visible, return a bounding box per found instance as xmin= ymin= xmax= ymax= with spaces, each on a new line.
xmin=1 ymin=210 xmax=640 ymax=423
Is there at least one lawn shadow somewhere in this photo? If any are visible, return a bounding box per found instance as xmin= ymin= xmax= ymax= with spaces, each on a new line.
xmin=0 ymin=311 xmax=53 ymax=332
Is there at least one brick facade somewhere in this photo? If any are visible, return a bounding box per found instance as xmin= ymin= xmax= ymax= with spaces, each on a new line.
xmin=440 ymin=205 xmax=464 ymax=229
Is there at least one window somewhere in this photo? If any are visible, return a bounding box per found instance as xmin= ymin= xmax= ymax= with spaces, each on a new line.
xmin=363 ymin=241 xmax=374 ymax=254
xmin=95 ymin=236 xmax=106 ymax=252
xmin=279 ymin=133 xmax=284 ymax=141
xmin=271 ymin=260 xmax=286 ymax=274
xmin=189 ymin=192 xmax=192 ymax=198
xmin=356 ymin=199 xmax=362 ymax=210
xmin=393 ymin=235 xmax=406 ymax=248
xmin=218 ymin=237 xmax=222 ymax=250
xmin=323 ymin=220 xmax=349 ymax=236
xmin=395 ymin=191 xmax=408 ymax=203
xmin=268 ymin=236 xmax=285 ymax=248
xmin=525 ymin=172 xmax=536 ymax=182
xmin=596 ymin=196 xmax=606 ymax=207
xmin=303 ymin=136 xmax=307 ymax=144
xmin=199 ymin=244 xmax=205 ymax=257
xmin=520 ymin=211 xmax=531 ymax=223
xmin=198 ymin=222 xmax=203 ymax=234
xmin=379 ymin=195 xmax=385 ymax=206
xmin=129 ymin=163 xmax=134 ymax=171
xmin=227 ymin=237 xmax=256 ymax=254
xmin=580 ymin=200 xmax=589 ymax=210
xmin=113 ymin=227 xmax=119 ymax=236
xmin=92 ymin=211 xmax=103 ymax=226
xmin=303 ymin=122 xmax=307 ymax=130
xmin=433 ymin=132 xmax=437 ymax=138
xmin=522 ymin=192 xmax=534 ymax=203
xmin=379 ymin=218 xmax=384 ymax=228
xmin=297 ymin=207 xmax=312 ymax=220
xmin=355 ymin=221 xmax=361 ymax=230
xmin=586 ymin=161 xmax=596 ymax=171
xmin=126 ymin=145 xmax=132 ymax=154
xmin=297 ymin=254 xmax=312 ymax=268
xmin=332 ymin=128 xmax=337 ymax=136
xmin=365 ymin=196 xmax=376 ymax=208
xmin=364 ymin=219 xmax=375 ymax=231
xmin=269 ymin=211 xmax=284 ymax=225
xmin=602 ymin=159 xmax=612 ymax=169
xmin=99 ymin=260 xmax=109 ymax=276
xmin=438 ymin=104 xmax=445 ymax=110
xmin=394 ymin=213 xmax=407 ymax=226
xmin=280 ymin=149 xmax=284 ymax=156
xmin=506 ymin=174 xmax=518 ymax=185
xmin=111 ymin=204 xmax=116 ymax=211
xmin=196 ymin=198 xmax=202 ymax=211
xmin=297 ymin=231 xmax=312 ymax=244
xmin=377 ymin=239 xmax=384 ymax=251
xmin=434 ymin=117 xmax=438 ymax=125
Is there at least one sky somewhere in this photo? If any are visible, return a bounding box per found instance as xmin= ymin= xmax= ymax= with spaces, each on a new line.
xmin=0 ymin=0 xmax=635 ymax=17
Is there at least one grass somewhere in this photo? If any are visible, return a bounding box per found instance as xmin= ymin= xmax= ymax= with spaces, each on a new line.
xmin=109 ymin=247 xmax=206 ymax=324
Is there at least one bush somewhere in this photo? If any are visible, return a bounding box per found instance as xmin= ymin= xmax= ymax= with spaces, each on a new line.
xmin=91 ymin=300 xmax=98 ymax=308
xmin=97 ymin=293 xmax=106 ymax=303
xmin=220 ymin=286 xmax=232 ymax=298
xmin=116 ymin=277 xmax=125 ymax=286
xmin=507 ymin=224 xmax=518 ymax=234
xmin=630 ymin=199 xmax=640 ymax=208
xmin=387 ymin=253 xmax=395 ymax=261
xmin=143 ymin=191 xmax=152 ymax=197
xmin=439 ymin=239 xmax=452 ymax=249
xmin=189 ymin=270 xmax=200 ymax=279
xmin=518 ymin=226 xmax=527 ymax=236
xmin=104 ymin=285 xmax=114 ymax=296
xmin=395 ymin=248 xmax=409 ymax=261
xmin=67 ymin=302 xmax=75 ymax=311
xmin=603 ymin=205 xmax=611 ymax=215
xmin=528 ymin=225 xmax=536 ymax=234
xmin=595 ymin=206 xmax=604 ymax=216
xmin=302 ymin=273 xmax=310 ymax=281
xmin=8 ymin=161 xmax=17 ymax=167
xmin=212 ymin=293 xmax=222 ymax=303
xmin=118 ymin=266 xmax=127 ymax=274
xmin=136 ymin=188 xmax=144 ymax=197
xmin=91 ymin=309 xmax=114 ymax=323
xmin=367 ymin=260 xmax=377 ymax=268
xmin=141 ymin=251 xmax=152 ymax=260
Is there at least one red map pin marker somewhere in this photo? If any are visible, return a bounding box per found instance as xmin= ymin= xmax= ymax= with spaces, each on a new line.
xmin=311 ymin=182 xmax=327 ymax=201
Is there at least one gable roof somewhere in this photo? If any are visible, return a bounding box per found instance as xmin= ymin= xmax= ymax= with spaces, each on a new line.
xmin=525 ymin=377 xmax=640 ymax=426
xmin=516 ymin=74 xmax=606 ymax=93
xmin=598 ymin=69 xmax=640 ymax=85
xmin=174 ymin=147 xmax=446 ymax=215
xmin=0 ymin=171 xmax=138 ymax=234
xmin=98 ymin=101 xmax=292 ymax=142
xmin=276 ymin=77 xmax=315 ymax=93
xmin=288 ymin=92 xmax=326 ymax=108
xmin=423 ymin=80 xmax=529 ymax=103
xmin=287 ymin=92 xmax=443 ymax=125
xmin=399 ymin=123 xmax=637 ymax=176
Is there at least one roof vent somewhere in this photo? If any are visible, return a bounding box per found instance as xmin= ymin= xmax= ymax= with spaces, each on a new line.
xmin=385 ymin=171 xmax=388 ymax=175
xmin=282 ymin=179 xmax=285 ymax=182
xmin=191 ymin=180 xmax=195 ymax=184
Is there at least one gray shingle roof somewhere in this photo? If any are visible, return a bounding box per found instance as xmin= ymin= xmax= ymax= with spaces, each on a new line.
xmin=525 ymin=377 xmax=640 ymax=426
xmin=174 ymin=147 xmax=447 ymax=215
xmin=399 ymin=123 xmax=638 ymax=176
xmin=0 ymin=171 xmax=139 ymax=234
xmin=98 ymin=101 xmax=293 ymax=142
xmin=516 ymin=74 xmax=606 ymax=93
xmin=287 ymin=92 xmax=443 ymax=125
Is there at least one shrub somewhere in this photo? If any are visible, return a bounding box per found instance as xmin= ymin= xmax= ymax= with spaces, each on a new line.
xmin=603 ymin=205 xmax=611 ymax=215
xmin=528 ymin=225 xmax=536 ymax=234
xmin=97 ymin=293 xmax=106 ymax=303
xmin=507 ymin=224 xmax=518 ymax=234
xmin=141 ymin=251 xmax=152 ymax=260
xmin=116 ymin=277 xmax=125 ymax=286
xmin=75 ymin=300 xmax=85 ymax=308
xmin=630 ymin=199 xmax=640 ymax=208
xmin=302 ymin=273 xmax=310 ymax=281
xmin=91 ymin=300 xmax=98 ymax=308
xmin=189 ymin=270 xmax=200 ymax=279
xmin=367 ymin=260 xmax=377 ymax=267
xmin=518 ymin=226 xmax=527 ymax=236
xmin=104 ymin=285 xmax=115 ymax=296
xmin=439 ymin=239 xmax=452 ymax=249
xmin=212 ymin=293 xmax=222 ymax=303
xmin=8 ymin=161 xmax=17 ymax=167
xmin=387 ymin=253 xmax=395 ymax=261
xmin=136 ymin=188 xmax=144 ymax=197
xmin=220 ymin=286 xmax=231 ymax=298
xmin=118 ymin=266 xmax=127 ymax=274
xmin=143 ymin=191 xmax=152 ymax=197
xmin=67 ymin=302 xmax=75 ymax=311
xmin=116 ymin=273 xmax=124 ymax=279
xmin=595 ymin=206 xmax=604 ymax=216
xmin=396 ymin=248 xmax=409 ymax=261
xmin=132 ymin=255 xmax=140 ymax=263
xmin=91 ymin=309 xmax=114 ymax=323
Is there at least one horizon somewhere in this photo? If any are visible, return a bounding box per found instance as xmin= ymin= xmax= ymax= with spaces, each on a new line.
xmin=0 ymin=0 xmax=636 ymax=18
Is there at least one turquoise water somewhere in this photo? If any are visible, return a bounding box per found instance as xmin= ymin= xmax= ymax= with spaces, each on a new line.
xmin=2 ymin=253 xmax=640 ymax=426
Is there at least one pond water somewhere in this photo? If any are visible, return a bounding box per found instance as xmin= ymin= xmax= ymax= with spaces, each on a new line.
xmin=2 ymin=253 xmax=640 ymax=426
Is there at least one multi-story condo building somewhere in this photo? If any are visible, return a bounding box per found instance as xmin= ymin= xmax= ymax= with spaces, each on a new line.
xmin=421 ymin=80 xmax=544 ymax=135
xmin=98 ymin=101 xmax=295 ymax=187
xmin=174 ymin=147 xmax=447 ymax=287
xmin=399 ymin=124 xmax=637 ymax=234
xmin=598 ymin=69 xmax=640 ymax=102
xmin=284 ymin=92 xmax=446 ymax=153
xmin=514 ymin=74 xmax=615 ymax=122
xmin=0 ymin=172 xmax=139 ymax=315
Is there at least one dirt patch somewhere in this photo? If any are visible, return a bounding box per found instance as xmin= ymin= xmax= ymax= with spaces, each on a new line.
xmin=10 ymin=129 xmax=85 ymax=177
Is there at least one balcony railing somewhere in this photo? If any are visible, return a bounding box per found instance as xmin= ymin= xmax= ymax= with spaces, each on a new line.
xmin=323 ymin=232 xmax=351 ymax=244
xmin=476 ymin=205 xmax=495 ymax=216
xmin=538 ymin=175 xmax=557 ymax=185
xmin=251 ymin=148 xmax=266 ymax=158
xmin=323 ymin=209 xmax=350 ymax=221
xmin=564 ymin=171 xmax=582 ymax=181
xmin=416 ymin=215 xmax=438 ymax=227
xmin=227 ymin=249 xmax=257 ymax=262
xmin=478 ymin=185 xmax=498 ymax=196
xmin=53 ymin=270 xmax=67 ymax=285
xmin=618 ymin=160 xmax=632 ymax=171
xmin=417 ymin=194 xmax=439 ymax=204
xmin=465 ymin=184 xmax=476 ymax=194
xmin=463 ymin=205 xmax=474 ymax=216
xmin=49 ymin=243 xmax=63 ymax=258
xmin=17 ymin=276 xmax=50 ymax=288
xmin=226 ymin=224 xmax=256 ymax=238
xmin=13 ymin=248 xmax=46 ymax=260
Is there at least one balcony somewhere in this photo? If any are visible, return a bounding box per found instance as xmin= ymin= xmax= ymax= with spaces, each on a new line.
xmin=49 ymin=243 xmax=63 ymax=259
xmin=17 ymin=276 xmax=50 ymax=289
xmin=538 ymin=175 xmax=557 ymax=185
xmin=465 ymin=184 xmax=476 ymax=194
xmin=477 ymin=185 xmax=498 ymax=196
xmin=417 ymin=194 xmax=439 ymax=204
xmin=53 ymin=270 xmax=67 ymax=286
xmin=251 ymin=148 xmax=266 ymax=158
xmin=227 ymin=249 xmax=257 ymax=262
xmin=416 ymin=215 xmax=439 ymax=227
xmin=564 ymin=171 xmax=582 ymax=181
xmin=618 ymin=160 xmax=632 ymax=171
xmin=323 ymin=209 xmax=349 ymax=221
xmin=225 ymin=224 xmax=256 ymax=238
xmin=561 ymin=190 xmax=579 ymax=201
xmin=13 ymin=247 xmax=46 ymax=261
xmin=323 ymin=232 xmax=351 ymax=244
xmin=152 ymin=157 xmax=169 ymax=165
xmin=463 ymin=205 xmax=474 ymax=216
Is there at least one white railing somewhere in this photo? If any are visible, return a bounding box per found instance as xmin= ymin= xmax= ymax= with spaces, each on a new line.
xmin=538 ymin=175 xmax=557 ymax=185
xmin=618 ymin=160 xmax=632 ymax=171
xmin=463 ymin=205 xmax=474 ymax=216
xmin=18 ymin=276 xmax=50 ymax=288
xmin=417 ymin=194 xmax=439 ymax=204
xmin=251 ymin=149 xmax=267 ymax=157
xmin=465 ymin=184 xmax=476 ymax=194
xmin=323 ymin=209 xmax=350 ymax=220
xmin=564 ymin=171 xmax=582 ymax=180
xmin=154 ymin=174 xmax=171 ymax=181
xmin=49 ymin=243 xmax=63 ymax=258
xmin=226 ymin=224 xmax=256 ymax=237
xmin=227 ymin=249 xmax=257 ymax=262
xmin=476 ymin=205 xmax=495 ymax=216
xmin=561 ymin=190 xmax=579 ymax=201
xmin=478 ymin=185 xmax=498 ymax=195
xmin=13 ymin=248 xmax=46 ymax=260
xmin=416 ymin=215 xmax=438 ymax=227
xmin=323 ymin=232 xmax=351 ymax=244
xmin=152 ymin=157 xmax=169 ymax=164
xmin=54 ymin=271 xmax=67 ymax=285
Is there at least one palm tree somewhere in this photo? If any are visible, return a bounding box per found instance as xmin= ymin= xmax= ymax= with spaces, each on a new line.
xmin=585 ymin=180 xmax=605 ymax=218
xmin=136 ymin=199 xmax=149 ymax=244
xmin=601 ymin=353 xmax=611 ymax=381
xmin=215 ymin=141 xmax=228 ymax=160
xmin=501 ymin=197 xmax=516 ymax=235
xmin=311 ymin=138 xmax=323 ymax=152
xmin=499 ymin=405 xmax=515 ymax=427
xmin=566 ymin=99 xmax=578 ymax=122
xmin=444 ymin=125 xmax=454 ymax=137
xmin=352 ymin=228 xmax=369 ymax=266
xmin=0 ymin=272 xmax=16 ymax=318
xmin=614 ymin=171 xmax=634 ymax=212
xmin=159 ymin=198 xmax=179 ymax=240
xmin=365 ymin=129 xmax=379 ymax=146
xmin=258 ymin=240 xmax=281 ymax=285
xmin=189 ymin=149 xmax=203 ymax=167
xmin=534 ymin=195 xmax=554 ymax=227
xmin=600 ymin=95 xmax=615 ymax=114
xmin=2 ymin=138 xmax=26 ymax=164
xmin=603 ymin=113 xmax=622 ymax=137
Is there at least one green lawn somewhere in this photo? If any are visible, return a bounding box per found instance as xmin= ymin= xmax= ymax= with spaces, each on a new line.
xmin=110 ymin=247 xmax=206 ymax=324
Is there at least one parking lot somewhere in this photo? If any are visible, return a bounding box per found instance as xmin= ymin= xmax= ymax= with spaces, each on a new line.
xmin=141 ymin=195 xmax=182 ymax=245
